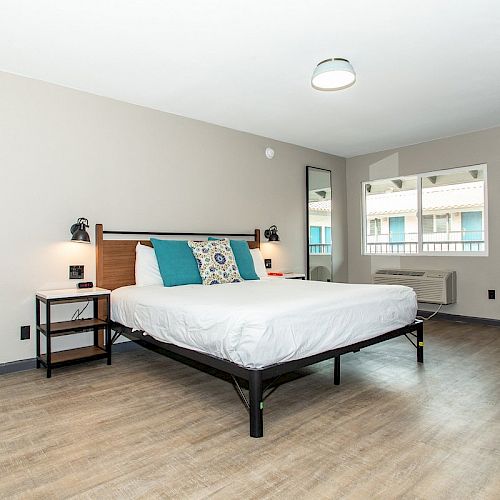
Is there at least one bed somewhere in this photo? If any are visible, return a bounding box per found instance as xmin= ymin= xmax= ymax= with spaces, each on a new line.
xmin=96 ymin=224 xmax=423 ymax=438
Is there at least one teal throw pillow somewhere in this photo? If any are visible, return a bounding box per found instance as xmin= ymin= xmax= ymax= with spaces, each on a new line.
xmin=151 ymin=239 xmax=202 ymax=287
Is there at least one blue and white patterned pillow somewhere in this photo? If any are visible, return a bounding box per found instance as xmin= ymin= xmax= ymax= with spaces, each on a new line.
xmin=188 ymin=239 xmax=243 ymax=285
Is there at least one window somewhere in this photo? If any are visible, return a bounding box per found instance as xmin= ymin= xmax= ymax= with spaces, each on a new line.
xmin=362 ymin=164 xmax=487 ymax=255
xmin=422 ymin=214 xmax=434 ymax=233
xmin=423 ymin=214 xmax=450 ymax=233
xmin=435 ymin=214 xmax=449 ymax=233
xmin=369 ymin=218 xmax=381 ymax=236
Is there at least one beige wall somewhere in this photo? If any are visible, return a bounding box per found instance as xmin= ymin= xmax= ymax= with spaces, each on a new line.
xmin=0 ymin=71 xmax=347 ymax=364
xmin=347 ymin=127 xmax=500 ymax=319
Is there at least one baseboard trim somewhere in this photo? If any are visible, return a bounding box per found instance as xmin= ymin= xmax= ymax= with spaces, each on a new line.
xmin=417 ymin=310 xmax=500 ymax=327
xmin=0 ymin=341 xmax=139 ymax=375
xmin=0 ymin=358 xmax=35 ymax=375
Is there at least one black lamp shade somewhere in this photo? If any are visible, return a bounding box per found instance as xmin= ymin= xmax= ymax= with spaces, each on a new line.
xmin=71 ymin=218 xmax=90 ymax=243
xmin=264 ymin=225 xmax=280 ymax=242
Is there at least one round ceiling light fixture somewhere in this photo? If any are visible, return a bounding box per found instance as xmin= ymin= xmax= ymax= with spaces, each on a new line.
xmin=311 ymin=58 xmax=356 ymax=91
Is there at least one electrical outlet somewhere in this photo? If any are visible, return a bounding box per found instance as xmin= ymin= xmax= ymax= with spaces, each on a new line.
xmin=20 ymin=325 xmax=30 ymax=340
xmin=264 ymin=258 xmax=272 ymax=269
xmin=488 ymin=289 xmax=495 ymax=300
xmin=69 ymin=265 xmax=84 ymax=279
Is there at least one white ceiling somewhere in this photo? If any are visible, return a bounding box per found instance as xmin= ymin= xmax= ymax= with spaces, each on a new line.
xmin=1 ymin=1 xmax=499 ymax=157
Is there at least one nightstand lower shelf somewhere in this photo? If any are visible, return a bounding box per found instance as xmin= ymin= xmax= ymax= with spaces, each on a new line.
xmin=38 ymin=346 xmax=108 ymax=367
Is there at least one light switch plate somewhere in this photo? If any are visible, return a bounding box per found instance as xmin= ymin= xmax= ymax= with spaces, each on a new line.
xmin=264 ymin=259 xmax=272 ymax=269
xmin=69 ymin=265 xmax=84 ymax=279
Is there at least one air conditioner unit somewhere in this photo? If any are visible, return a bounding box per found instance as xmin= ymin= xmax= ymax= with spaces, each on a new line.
xmin=372 ymin=269 xmax=457 ymax=304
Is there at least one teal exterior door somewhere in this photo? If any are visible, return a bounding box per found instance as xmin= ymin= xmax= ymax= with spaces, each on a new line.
xmin=461 ymin=211 xmax=482 ymax=241
xmin=325 ymin=226 xmax=332 ymax=253
xmin=309 ymin=226 xmax=322 ymax=254
xmin=389 ymin=216 xmax=405 ymax=243
xmin=462 ymin=212 xmax=483 ymax=251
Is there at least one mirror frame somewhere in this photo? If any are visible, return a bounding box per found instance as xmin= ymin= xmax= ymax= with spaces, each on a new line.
xmin=306 ymin=165 xmax=333 ymax=281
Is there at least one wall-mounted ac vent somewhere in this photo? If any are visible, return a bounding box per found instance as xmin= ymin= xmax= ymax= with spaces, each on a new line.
xmin=372 ymin=269 xmax=457 ymax=304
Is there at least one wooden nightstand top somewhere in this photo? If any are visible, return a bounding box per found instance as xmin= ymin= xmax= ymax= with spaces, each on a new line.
xmin=35 ymin=287 xmax=111 ymax=300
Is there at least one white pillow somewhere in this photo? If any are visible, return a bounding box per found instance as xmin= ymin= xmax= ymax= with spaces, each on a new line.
xmin=135 ymin=243 xmax=163 ymax=286
xmin=250 ymin=248 xmax=268 ymax=279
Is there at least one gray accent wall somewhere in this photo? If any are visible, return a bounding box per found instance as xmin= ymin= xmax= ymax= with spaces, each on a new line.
xmin=347 ymin=127 xmax=500 ymax=319
xmin=0 ymin=71 xmax=347 ymax=364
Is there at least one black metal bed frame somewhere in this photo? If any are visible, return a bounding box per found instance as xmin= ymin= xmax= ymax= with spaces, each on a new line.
xmin=111 ymin=320 xmax=423 ymax=438
xmin=98 ymin=225 xmax=423 ymax=438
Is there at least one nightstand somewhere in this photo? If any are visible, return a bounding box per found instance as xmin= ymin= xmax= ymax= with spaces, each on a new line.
xmin=269 ymin=273 xmax=306 ymax=280
xmin=35 ymin=287 xmax=112 ymax=378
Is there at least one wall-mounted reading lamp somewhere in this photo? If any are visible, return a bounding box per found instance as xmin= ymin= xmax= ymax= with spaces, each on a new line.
xmin=70 ymin=218 xmax=91 ymax=243
xmin=264 ymin=225 xmax=280 ymax=242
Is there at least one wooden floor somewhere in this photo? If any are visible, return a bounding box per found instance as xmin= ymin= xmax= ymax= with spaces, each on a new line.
xmin=1 ymin=319 xmax=499 ymax=499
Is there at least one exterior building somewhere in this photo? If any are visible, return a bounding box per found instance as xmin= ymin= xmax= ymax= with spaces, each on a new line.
xmin=309 ymin=199 xmax=332 ymax=255
xmin=308 ymin=199 xmax=333 ymax=280
xmin=365 ymin=180 xmax=485 ymax=254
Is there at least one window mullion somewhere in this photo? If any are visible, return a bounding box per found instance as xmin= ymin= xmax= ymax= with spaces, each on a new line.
xmin=417 ymin=174 xmax=423 ymax=255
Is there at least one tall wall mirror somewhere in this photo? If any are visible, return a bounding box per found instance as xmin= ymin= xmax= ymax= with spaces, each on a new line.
xmin=306 ymin=166 xmax=333 ymax=281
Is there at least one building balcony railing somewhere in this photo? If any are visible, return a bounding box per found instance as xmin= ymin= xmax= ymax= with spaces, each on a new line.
xmin=309 ymin=243 xmax=332 ymax=255
xmin=365 ymin=230 xmax=485 ymax=254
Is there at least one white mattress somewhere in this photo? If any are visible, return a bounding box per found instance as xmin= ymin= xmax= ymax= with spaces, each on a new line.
xmin=111 ymin=280 xmax=417 ymax=369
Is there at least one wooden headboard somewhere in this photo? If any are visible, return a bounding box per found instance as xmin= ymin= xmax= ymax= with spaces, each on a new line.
xmin=95 ymin=224 xmax=261 ymax=291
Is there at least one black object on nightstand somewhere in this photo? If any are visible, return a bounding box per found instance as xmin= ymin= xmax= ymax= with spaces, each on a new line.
xmin=35 ymin=288 xmax=112 ymax=378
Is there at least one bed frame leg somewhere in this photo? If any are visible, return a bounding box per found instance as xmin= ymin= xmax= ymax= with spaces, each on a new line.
xmin=249 ymin=371 xmax=263 ymax=438
xmin=416 ymin=321 xmax=424 ymax=364
xmin=334 ymin=356 xmax=341 ymax=385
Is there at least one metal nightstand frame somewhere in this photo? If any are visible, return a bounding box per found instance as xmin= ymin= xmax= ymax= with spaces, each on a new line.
xmin=35 ymin=292 xmax=112 ymax=378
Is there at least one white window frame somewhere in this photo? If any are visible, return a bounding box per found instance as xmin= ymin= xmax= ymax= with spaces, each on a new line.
xmin=361 ymin=163 xmax=488 ymax=257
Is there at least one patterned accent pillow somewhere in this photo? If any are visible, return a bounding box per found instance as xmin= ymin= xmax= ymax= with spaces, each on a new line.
xmin=188 ymin=239 xmax=243 ymax=285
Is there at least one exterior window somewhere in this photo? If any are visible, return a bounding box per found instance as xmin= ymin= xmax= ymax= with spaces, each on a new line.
xmin=369 ymin=218 xmax=381 ymax=236
xmin=423 ymin=214 xmax=434 ymax=233
xmin=435 ymin=214 xmax=449 ymax=233
xmin=423 ymin=214 xmax=450 ymax=233
xmin=362 ymin=164 xmax=487 ymax=255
